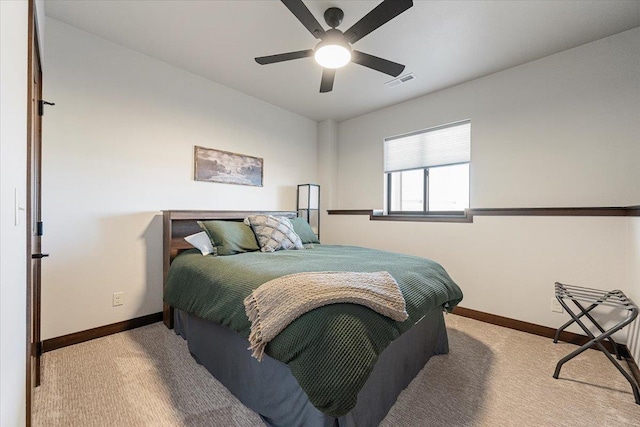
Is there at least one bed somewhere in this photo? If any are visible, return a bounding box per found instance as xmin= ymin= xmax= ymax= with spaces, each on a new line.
xmin=162 ymin=210 xmax=463 ymax=427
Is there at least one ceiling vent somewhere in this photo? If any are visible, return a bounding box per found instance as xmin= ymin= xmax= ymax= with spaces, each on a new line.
xmin=385 ymin=73 xmax=415 ymax=88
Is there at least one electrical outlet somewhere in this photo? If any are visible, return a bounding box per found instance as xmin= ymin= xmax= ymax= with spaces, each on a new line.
xmin=113 ymin=292 xmax=124 ymax=307
xmin=551 ymin=297 xmax=563 ymax=313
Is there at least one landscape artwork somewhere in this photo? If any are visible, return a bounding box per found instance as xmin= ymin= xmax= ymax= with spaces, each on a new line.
xmin=194 ymin=146 xmax=263 ymax=187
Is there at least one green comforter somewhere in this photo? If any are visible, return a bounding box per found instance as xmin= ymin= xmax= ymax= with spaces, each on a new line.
xmin=165 ymin=245 xmax=463 ymax=417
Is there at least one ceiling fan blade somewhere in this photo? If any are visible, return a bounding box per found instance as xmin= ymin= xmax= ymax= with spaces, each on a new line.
xmin=351 ymin=51 xmax=405 ymax=77
xmin=320 ymin=68 xmax=336 ymax=93
xmin=343 ymin=0 xmax=413 ymax=44
xmin=281 ymin=0 xmax=325 ymax=39
xmin=255 ymin=49 xmax=314 ymax=65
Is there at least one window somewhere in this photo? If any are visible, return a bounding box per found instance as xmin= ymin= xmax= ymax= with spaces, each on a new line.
xmin=384 ymin=120 xmax=470 ymax=214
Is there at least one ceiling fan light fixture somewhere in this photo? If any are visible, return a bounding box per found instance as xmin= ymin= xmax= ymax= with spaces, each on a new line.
xmin=254 ymin=0 xmax=414 ymax=92
xmin=314 ymin=44 xmax=351 ymax=69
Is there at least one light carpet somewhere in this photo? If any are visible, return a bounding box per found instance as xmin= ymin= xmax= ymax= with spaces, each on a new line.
xmin=34 ymin=314 xmax=640 ymax=426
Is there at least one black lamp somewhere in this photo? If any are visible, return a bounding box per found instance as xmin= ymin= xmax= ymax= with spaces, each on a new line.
xmin=297 ymin=184 xmax=320 ymax=239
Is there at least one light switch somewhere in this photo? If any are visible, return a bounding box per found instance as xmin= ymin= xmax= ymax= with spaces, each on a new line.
xmin=15 ymin=188 xmax=25 ymax=226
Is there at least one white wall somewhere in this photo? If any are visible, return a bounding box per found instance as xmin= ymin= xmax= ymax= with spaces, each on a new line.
xmin=317 ymin=119 xmax=339 ymax=241
xmin=41 ymin=18 xmax=317 ymax=340
xmin=328 ymin=28 xmax=640 ymax=338
xmin=0 ymin=1 xmax=29 ymax=425
xmin=337 ymin=28 xmax=639 ymax=209
xmin=317 ymin=120 xmax=338 ymax=210
xmin=35 ymin=0 xmax=44 ymax=52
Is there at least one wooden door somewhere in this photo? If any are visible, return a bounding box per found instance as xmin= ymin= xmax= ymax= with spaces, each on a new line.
xmin=28 ymin=41 xmax=43 ymax=386
xmin=26 ymin=0 xmax=44 ymax=423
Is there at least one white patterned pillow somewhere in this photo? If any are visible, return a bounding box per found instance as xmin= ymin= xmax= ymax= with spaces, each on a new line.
xmin=244 ymin=215 xmax=304 ymax=252
xmin=184 ymin=231 xmax=216 ymax=256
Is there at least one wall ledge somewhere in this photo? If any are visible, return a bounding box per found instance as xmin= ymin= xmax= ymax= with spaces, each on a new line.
xmin=327 ymin=205 xmax=640 ymax=223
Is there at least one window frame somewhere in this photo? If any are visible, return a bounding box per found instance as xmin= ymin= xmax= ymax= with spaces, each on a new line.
xmin=384 ymin=119 xmax=471 ymax=217
xmin=386 ymin=161 xmax=470 ymax=215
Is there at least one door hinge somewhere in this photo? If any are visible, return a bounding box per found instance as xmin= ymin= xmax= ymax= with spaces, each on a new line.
xmin=38 ymin=100 xmax=55 ymax=116
xmin=37 ymin=221 xmax=43 ymax=236
xmin=31 ymin=253 xmax=49 ymax=259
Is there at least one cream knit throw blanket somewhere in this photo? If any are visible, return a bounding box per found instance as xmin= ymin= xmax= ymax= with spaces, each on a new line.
xmin=244 ymin=271 xmax=408 ymax=361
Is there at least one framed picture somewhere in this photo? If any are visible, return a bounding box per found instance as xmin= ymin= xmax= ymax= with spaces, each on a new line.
xmin=194 ymin=146 xmax=263 ymax=187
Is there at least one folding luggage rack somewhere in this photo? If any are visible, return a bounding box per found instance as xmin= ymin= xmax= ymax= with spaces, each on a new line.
xmin=553 ymin=282 xmax=639 ymax=404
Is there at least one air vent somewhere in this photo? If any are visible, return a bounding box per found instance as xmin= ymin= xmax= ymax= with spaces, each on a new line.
xmin=385 ymin=73 xmax=415 ymax=88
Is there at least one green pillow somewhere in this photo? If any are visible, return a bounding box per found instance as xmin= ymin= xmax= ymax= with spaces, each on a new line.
xmin=290 ymin=217 xmax=320 ymax=244
xmin=198 ymin=220 xmax=260 ymax=256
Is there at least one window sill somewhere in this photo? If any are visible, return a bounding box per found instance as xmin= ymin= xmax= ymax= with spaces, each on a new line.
xmin=326 ymin=209 xmax=473 ymax=223
xmin=372 ymin=211 xmax=473 ymax=223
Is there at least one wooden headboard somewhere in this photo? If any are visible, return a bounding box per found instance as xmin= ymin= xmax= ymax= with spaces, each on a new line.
xmin=162 ymin=210 xmax=297 ymax=328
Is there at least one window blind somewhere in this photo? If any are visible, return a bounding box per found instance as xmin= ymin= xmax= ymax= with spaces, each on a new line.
xmin=384 ymin=120 xmax=470 ymax=173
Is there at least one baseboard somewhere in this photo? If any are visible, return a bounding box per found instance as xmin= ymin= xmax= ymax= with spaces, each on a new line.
xmin=629 ymin=356 xmax=640 ymax=389
xmin=41 ymin=312 xmax=163 ymax=353
xmin=452 ymin=306 xmax=630 ymax=358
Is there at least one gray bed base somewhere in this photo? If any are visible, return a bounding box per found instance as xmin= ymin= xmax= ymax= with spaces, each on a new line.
xmin=174 ymin=308 xmax=449 ymax=427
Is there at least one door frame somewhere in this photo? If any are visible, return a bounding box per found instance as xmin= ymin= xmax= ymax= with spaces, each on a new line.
xmin=26 ymin=0 xmax=42 ymax=425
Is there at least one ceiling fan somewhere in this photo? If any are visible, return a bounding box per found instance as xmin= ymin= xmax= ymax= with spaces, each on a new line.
xmin=255 ymin=0 xmax=413 ymax=93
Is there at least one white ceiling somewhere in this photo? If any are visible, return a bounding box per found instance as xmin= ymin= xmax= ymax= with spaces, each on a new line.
xmin=44 ymin=1 xmax=640 ymax=122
